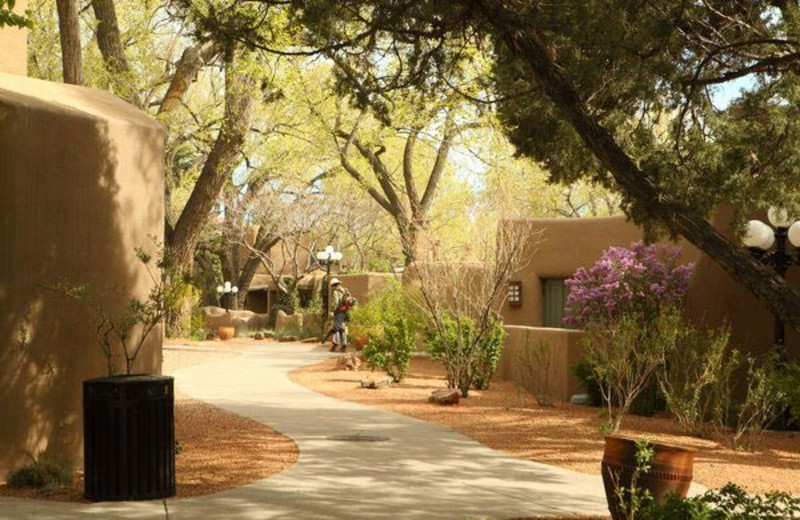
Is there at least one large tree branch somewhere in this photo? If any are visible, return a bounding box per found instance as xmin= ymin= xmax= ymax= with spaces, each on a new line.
xmin=419 ymin=121 xmax=479 ymax=215
xmin=477 ymin=0 xmax=800 ymax=333
xmin=336 ymin=130 xmax=402 ymax=214
xmin=348 ymin=134 xmax=405 ymax=212
xmin=169 ymin=51 xmax=257 ymax=271
xmin=91 ymin=0 xmax=139 ymax=105
xmin=403 ymin=128 xmax=422 ymax=215
xmin=159 ymin=41 xmax=224 ymax=115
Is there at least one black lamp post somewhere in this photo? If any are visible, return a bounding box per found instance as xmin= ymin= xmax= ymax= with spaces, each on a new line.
xmin=315 ymin=245 xmax=342 ymax=337
xmin=742 ymin=207 xmax=800 ymax=363
xmin=216 ymin=281 xmax=239 ymax=313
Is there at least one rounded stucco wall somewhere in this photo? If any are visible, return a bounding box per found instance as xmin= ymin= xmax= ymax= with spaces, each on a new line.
xmin=0 ymin=74 xmax=164 ymax=477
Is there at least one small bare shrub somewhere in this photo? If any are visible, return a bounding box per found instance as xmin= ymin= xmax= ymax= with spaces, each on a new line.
xmin=728 ymin=357 xmax=786 ymax=450
xmin=514 ymin=335 xmax=554 ymax=407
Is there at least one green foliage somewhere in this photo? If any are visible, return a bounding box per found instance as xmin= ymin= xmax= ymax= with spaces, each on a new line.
xmin=583 ymin=309 xmax=682 ymax=433
xmin=774 ymin=361 xmax=800 ymax=427
xmin=189 ymin=311 xmax=208 ymax=341
xmin=348 ymin=281 xmax=425 ymax=341
xmin=425 ymin=315 xmax=506 ymax=397
xmin=471 ymin=318 xmax=506 ymax=391
xmin=8 ymin=459 xmax=73 ymax=490
xmin=730 ymin=357 xmax=787 ymax=450
xmin=658 ymin=323 xmax=740 ymax=437
xmin=362 ymin=316 xmax=414 ymax=383
xmin=571 ymin=359 xmax=603 ymax=406
xmin=611 ymin=440 xmax=655 ymax=520
xmin=0 ymin=0 xmax=32 ymax=28
xmin=641 ymin=484 xmax=800 ymax=519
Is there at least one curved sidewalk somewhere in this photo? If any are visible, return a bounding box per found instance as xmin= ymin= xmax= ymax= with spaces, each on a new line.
xmin=0 ymin=342 xmax=610 ymax=519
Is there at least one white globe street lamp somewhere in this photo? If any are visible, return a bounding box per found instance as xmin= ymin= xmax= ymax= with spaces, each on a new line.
xmin=740 ymin=206 xmax=800 ymax=362
xmin=315 ymin=245 xmax=342 ymax=338
xmin=217 ymin=281 xmax=239 ymax=312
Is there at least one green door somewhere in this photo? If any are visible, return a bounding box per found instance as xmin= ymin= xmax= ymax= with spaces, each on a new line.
xmin=542 ymin=278 xmax=568 ymax=328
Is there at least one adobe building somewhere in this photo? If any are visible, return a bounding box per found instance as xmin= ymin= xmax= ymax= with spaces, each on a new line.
xmin=496 ymin=210 xmax=800 ymax=401
xmin=0 ymin=14 xmax=165 ymax=478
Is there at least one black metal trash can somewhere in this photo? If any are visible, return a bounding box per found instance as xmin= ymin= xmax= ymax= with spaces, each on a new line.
xmin=83 ymin=375 xmax=175 ymax=501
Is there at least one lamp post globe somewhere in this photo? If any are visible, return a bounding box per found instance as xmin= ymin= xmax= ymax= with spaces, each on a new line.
xmin=740 ymin=208 xmax=800 ymax=366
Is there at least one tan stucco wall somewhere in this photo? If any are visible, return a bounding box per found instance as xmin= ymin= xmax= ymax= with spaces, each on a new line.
xmin=501 ymin=217 xmax=701 ymax=327
xmin=0 ymin=0 xmax=28 ymax=76
xmin=0 ymin=73 xmax=165 ymax=477
xmin=337 ymin=273 xmax=397 ymax=305
xmin=498 ymin=326 xmax=585 ymax=403
xmin=498 ymin=211 xmax=799 ymax=392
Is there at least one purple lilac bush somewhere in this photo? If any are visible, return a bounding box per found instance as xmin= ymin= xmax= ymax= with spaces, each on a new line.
xmin=563 ymin=242 xmax=694 ymax=328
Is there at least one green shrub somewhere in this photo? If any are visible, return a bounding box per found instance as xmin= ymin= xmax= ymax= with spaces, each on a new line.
xmin=729 ymin=357 xmax=787 ymax=450
xmin=471 ymin=318 xmax=506 ymax=390
xmin=658 ymin=323 xmax=740 ymax=437
xmin=349 ymin=281 xmax=425 ymax=341
xmin=8 ymin=459 xmax=74 ymax=489
xmin=571 ymin=359 xmax=603 ymax=406
xmin=362 ymin=316 xmax=414 ymax=382
xmin=189 ymin=311 xmax=208 ymax=341
xmin=583 ymin=309 xmax=682 ymax=433
xmin=774 ymin=360 xmax=800 ymax=427
xmin=425 ymin=315 xmax=506 ymax=396
xmin=642 ymin=483 xmax=800 ymax=519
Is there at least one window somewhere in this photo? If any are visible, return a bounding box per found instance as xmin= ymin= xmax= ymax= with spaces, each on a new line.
xmin=542 ymin=278 xmax=568 ymax=328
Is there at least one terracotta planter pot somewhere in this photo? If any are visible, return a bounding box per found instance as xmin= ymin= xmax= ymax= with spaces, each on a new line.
xmin=601 ymin=435 xmax=696 ymax=520
xmin=218 ymin=326 xmax=235 ymax=341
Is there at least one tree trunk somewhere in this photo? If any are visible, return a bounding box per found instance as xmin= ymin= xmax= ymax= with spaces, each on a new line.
xmin=56 ymin=0 xmax=82 ymax=85
xmin=169 ymin=51 xmax=256 ymax=273
xmin=478 ymin=0 xmax=800 ymax=333
xmin=91 ymin=0 xmax=128 ymax=73
xmin=91 ymin=0 xmax=140 ymax=106
xmin=236 ymin=233 xmax=280 ymax=308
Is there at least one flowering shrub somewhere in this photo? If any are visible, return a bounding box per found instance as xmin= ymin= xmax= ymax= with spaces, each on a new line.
xmin=564 ymin=242 xmax=694 ymax=328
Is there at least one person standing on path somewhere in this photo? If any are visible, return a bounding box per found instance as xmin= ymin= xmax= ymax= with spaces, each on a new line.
xmin=328 ymin=278 xmax=354 ymax=352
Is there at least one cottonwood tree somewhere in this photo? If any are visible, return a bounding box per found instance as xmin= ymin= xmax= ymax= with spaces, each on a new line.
xmin=55 ymin=0 xmax=81 ymax=84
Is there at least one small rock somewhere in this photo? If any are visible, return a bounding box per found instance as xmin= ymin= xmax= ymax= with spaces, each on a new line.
xmin=428 ymin=389 xmax=461 ymax=405
xmin=253 ymin=332 xmax=265 ymax=340
xmin=569 ymin=393 xmax=593 ymax=406
xmin=278 ymin=335 xmax=299 ymax=343
xmin=263 ymin=331 xmax=275 ymax=339
xmin=205 ymin=332 xmax=216 ymax=340
xmin=300 ymin=337 xmax=319 ymax=343
xmin=361 ymin=377 xmax=392 ymax=389
xmin=335 ymin=353 xmax=362 ymax=371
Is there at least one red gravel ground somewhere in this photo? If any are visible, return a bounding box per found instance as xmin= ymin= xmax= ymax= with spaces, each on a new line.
xmin=0 ymin=348 xmax=298 ymax=502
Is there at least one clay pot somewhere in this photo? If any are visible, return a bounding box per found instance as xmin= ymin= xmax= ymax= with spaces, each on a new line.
xmin=601 ymin=435 xmax=696 ymax=520
xmin=217 ymin=326 xmax=235 ymax=341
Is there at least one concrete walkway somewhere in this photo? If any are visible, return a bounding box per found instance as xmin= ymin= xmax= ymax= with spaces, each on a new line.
xmin=0 ymin=342 xmax=612 ymax=519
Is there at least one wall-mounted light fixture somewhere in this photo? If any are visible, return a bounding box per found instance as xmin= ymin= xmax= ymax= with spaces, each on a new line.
xmin=508 ymin=281 xmax=522 ymax=307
